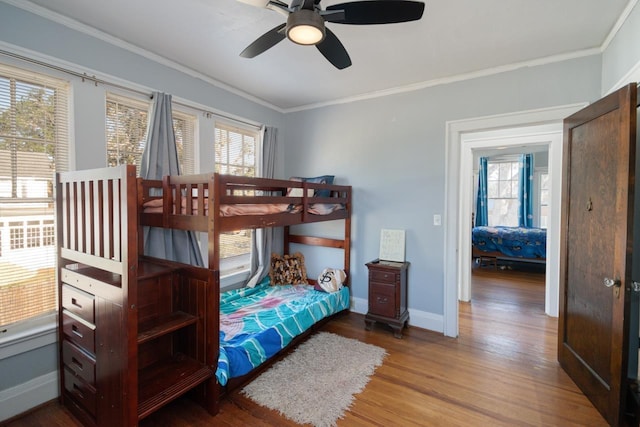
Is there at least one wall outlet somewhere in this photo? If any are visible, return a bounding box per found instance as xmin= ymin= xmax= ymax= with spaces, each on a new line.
xmin=433 ymin=214 xmax=441 ymax=226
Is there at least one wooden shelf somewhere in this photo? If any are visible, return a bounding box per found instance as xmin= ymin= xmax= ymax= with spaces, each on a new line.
xmin=137 ymin=353 xmax=213 ymax=420
xmin=137 ymin=260 xmax=179 ymax=280
xmin=137 ymin=311 xmax=198 ymax=345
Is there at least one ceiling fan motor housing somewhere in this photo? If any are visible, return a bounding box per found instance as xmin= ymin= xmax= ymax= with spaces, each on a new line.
xmin=286 ymin=9 xmax=326 ymax=45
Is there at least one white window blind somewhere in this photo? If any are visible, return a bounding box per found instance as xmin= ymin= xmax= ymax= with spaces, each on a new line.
xmin=106 ymin=93 xmax=196 ymax=174
xmin=215 ymin=122 xmax=259 ymax=269
xmin=0 ymin=63 xmax=69 ymax=328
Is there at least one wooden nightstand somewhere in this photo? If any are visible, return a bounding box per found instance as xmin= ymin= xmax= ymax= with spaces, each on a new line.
xmin=364 ymin=259 xmax=409 ymax=338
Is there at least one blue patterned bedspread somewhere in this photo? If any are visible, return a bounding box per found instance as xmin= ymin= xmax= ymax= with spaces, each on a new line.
xmin=472 ymin=226 xmax=546 ymax=259
xmin=216 ymin=278 xmax=350 ymax=385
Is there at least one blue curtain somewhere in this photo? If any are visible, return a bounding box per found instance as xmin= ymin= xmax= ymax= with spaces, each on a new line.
xmin=475 ymin=157 xmax=488 ymax=227
xmin=518 ymin=153 xmax=534 ymax=228
xmin=140 ymin=92 xmax=204 ymax=266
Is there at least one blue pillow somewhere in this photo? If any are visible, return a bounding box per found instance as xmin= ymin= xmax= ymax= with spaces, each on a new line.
xmin=290 ymin=175 xmax=335 ymax=198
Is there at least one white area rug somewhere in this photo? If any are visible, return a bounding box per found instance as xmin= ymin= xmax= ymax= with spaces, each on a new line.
xmin=241 ymin=332 xmax=387 ymax=427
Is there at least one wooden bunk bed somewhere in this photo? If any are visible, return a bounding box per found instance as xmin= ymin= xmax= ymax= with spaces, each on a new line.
xmin=56 ymin=165 xmax=352 ymax=427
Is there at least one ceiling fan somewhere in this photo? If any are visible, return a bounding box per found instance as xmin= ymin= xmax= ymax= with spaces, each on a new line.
xmin=238 ymin=0 xmax=425 ymax=69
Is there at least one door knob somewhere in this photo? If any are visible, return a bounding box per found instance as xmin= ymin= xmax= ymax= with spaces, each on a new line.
xmin=604 ymin=277 xmax=622 ymax=298
xmin=604 ymin=277 xmax=621 ymax=288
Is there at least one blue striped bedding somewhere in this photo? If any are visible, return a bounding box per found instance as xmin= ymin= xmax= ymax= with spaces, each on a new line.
xmin=216 ymin=278 xmax=350 ymax=385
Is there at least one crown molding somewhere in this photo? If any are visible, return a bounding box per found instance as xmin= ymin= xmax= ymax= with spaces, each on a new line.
xmin=601 ymin=0 xmax=638 ymax=51
xmin=283 ymin=48 xmax=601 ymax=113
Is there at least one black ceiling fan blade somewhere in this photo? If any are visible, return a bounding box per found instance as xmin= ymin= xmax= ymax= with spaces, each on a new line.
xmin=316 ymin=28 xmax=352 ymax=69
xmin=240 ymin=23 xmax=287 ymax=58
xmin=325 ymin=0 xmax=425 ymax=25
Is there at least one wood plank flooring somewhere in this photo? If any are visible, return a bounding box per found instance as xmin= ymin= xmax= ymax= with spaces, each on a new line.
xmin=3 ymin=265 xmax=607 ymax=426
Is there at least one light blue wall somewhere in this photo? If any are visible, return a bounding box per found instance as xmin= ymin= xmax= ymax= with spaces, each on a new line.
xmin=602 ymin=2 xmax=640 ymax=93
xmin=284 ymin=56 xmax=602 ymax=316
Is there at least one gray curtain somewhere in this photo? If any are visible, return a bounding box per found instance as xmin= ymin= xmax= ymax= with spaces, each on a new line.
xmin=246 ymin=126 xmax=277 ymax=287
xmin=140 ymin=92 xmax=204 ymax=266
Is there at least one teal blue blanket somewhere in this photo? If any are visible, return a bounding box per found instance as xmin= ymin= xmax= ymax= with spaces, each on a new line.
xmin=216 ymin=278 xmax=350 ymax=385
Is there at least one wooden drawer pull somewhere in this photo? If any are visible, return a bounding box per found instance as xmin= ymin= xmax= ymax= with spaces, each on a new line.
xmin=73 ymin=384 xmax=84 ymax=399
xmin=72 ymin=325 xmax=83 ymax=338
xmin=71 ymin=356 xmax=83 ymax=371
xmin=377 ymin=296 xmax=388 ymax=304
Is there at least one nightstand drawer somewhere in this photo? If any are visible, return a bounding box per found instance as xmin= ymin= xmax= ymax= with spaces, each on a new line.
xmin=370 ymin=270 xmax=397 ymax=283
xmin=62 ymin=285 xmax=95 ymax=324
xmin=63 ymin=340 xmax=96 ymax=386
xmin=369 ymin=282 xmax=396 ymax=318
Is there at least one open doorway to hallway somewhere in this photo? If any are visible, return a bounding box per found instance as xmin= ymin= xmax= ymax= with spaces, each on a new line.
xmin=444 ymin=103 xmax=586 ymax=337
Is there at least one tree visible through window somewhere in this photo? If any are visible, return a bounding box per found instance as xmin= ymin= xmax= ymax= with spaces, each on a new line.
xmin=0 ymin=65 xmax=69 ymax=327
xmin=105 ymin=94 xmax=195 ymax=174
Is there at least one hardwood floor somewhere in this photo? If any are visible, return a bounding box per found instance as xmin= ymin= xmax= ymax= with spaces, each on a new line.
xmin=4 ymin=266 xmax=607 ymax=426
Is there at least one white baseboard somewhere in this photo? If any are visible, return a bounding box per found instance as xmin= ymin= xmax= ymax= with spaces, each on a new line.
xmin=0 ymin=371 xmax=59 ymax=422
xmin=351 ymin=296 xmax=369 ymax=315
xmin=408 ymin=309 xmax=444 ymax=333
xmin=351 ymin=296 xmax=444 ymax=334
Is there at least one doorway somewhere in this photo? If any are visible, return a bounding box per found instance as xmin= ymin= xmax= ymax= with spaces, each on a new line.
xmin=443 ymin=103 xmax=587 ymax=337
xmin=461 ymin=129 xmax=556 ymax=306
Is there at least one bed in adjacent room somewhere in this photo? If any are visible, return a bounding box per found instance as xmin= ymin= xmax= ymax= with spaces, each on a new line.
xmin=472 ymin=225 xmax=546 ymax=264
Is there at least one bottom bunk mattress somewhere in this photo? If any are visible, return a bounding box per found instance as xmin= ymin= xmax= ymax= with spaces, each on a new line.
xmin=472 ymin=226 xmax=546 ymax=259
xmin=216 ymin=278 xmax=350 ymax=385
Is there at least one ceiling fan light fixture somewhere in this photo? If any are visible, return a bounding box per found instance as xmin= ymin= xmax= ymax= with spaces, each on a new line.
xmin=286 ymin=9 xmax=325 ymax=45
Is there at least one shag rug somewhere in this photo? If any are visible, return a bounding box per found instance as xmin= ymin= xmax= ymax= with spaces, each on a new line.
xmin=241 ymin=332 xmax=387 ymax=427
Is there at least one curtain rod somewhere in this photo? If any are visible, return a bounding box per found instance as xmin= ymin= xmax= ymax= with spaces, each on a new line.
xmin=0 ymin=48 xmax=263 ymax=130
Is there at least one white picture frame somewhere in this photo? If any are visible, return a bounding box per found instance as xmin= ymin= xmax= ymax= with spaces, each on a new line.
xmin=379 ymin=229 xmax=405 ymax=262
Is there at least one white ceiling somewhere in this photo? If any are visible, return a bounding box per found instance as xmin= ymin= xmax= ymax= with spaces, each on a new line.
xmin=17 ymin=0 xmax=632 ymax=111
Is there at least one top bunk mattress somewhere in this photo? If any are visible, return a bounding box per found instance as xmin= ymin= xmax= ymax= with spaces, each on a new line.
xmin=215 ymin=278 xmax=350 ymax=386
xmin=142 ymin=196 xmax=345 ymax=216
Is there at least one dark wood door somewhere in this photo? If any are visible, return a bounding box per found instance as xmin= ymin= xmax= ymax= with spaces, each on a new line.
xmin=559 ymin=83 xmax=637 ymax=426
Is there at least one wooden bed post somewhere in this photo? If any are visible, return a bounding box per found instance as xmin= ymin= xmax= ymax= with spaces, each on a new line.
xmin=344 ymin=187 xmax=352 ymax=284
xmin=208 ymin=173 xmax=222 ymax=415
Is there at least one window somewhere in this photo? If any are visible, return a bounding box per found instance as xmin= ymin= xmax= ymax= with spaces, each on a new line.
xmin=106 ymin=93 xmax=196 ymax=174
xmin=0 ymin=64 xmax=69 ymax=328
xmin=538 ymin=172 xmax=549 ymax=229
xmin=215 ymin=122 xmax=260 ymax=274
xmin=486 ymin=159 xmax=519 ymax=226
